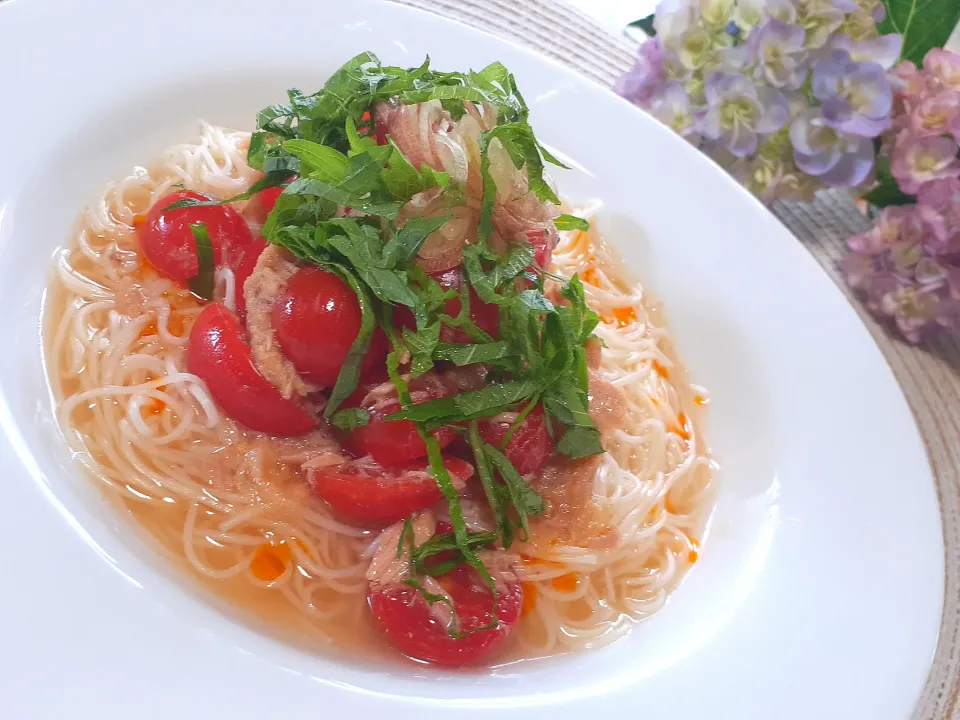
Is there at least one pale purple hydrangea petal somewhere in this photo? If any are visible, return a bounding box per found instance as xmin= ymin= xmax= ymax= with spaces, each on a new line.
xmin=747 ymin=19 xmax=809 ymax=89
xmin=702 ymin=72 xmax=788 ymax=157
xmin=754 ymin=85 xmax=791 ymax=131
xmin=616 ymin=40 xmax=667 ymax=106
xmin=813 ymin=49 xmax=893 ymax=137
xmin=735 ymin=0 xmax=798 ymax=31
xmin=728 ymin=121 xmax=761 ymax=156
xmin=799 ymin=1 xmax=846 ymax=48
xmin=649 ymin=81 xmax=701 ymax=141
xmin=830 ymin=0 xmax=858 ymax=12
xmin=790 ymin=110 xmax=841 ymax=174
xmin=790 ymin=109 xmax=874 ymax=188
xmin=831 ymin=34 xmax=903 ymax=70
xmin=819 ymin=134 xmax=874 ymax=187
xmin=871 ymin=0 xmax=886 ymax=23
xmin=654 ymin=0 xmax=699 ymax=47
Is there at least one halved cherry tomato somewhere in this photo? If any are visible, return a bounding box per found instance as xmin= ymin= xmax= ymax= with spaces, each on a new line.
xmin=369 ymin=562 xmax=523 ymax=666
xmin=242 ymin=185 xmax=285 ymax=226
xmin=232 ymin=236 xmax=268 ymax=318
xmin=187 ymin=303 xmax=316 ymax=435
xmin=479 ymin=404 xmax=553 ymax=475
xmin=139 ymin=191 xmax=255 ymax=282
xmin=307 ymin=455 xmax=473 ymax=526
xmin=525 ymin=227 xmax=556 ymax=272
xmin=395 ymin=267 xmax=499 ymax=342
xmin=272 ymin=267 xmax=388 ymax=388
xmin=343 ymin=376 xmax=456 ymax=466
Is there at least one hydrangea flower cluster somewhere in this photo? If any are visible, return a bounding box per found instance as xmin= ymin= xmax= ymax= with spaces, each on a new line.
xmin=616 ymin=0 xmax=901 ymax=203
xmin=843 ymin=49 xmax=960 ymax=342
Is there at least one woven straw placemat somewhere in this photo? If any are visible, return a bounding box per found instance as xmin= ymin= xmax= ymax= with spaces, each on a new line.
xmin=392 ymin=1 xmax=960 ymax=716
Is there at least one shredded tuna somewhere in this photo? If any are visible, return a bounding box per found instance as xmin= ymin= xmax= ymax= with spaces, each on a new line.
xmin=588 ymin=368 xmax=627 ymax=433
xmin=585 ymin=337 xmax=603 ymax=370
xmin=532 ymin=456 xmax=618 ymax=549
xmin=475 ymin=548 xmax=520 ymax=593
xmin=271 ymin=428 xmax=341 ymax=465
xmin=243 ymin=246 xmax=318 ymax=399
xmin=300 ymin=452 xmax=347 ymax=471
xmin=366 ymin=511 xmax=436 ymax=585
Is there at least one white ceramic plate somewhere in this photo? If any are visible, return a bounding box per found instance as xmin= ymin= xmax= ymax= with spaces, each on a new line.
xmin=0 ymin=0 xmax=943 ymax=717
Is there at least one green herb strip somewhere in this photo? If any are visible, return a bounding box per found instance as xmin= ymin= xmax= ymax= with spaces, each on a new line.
xmin=499 ymin=393 xmax=540 ymax=450
xmin=163 ymin=170 xmax=290 ymax=211
xmin=468 ymin=421 xmax=513 ymax=548
xmin=482 ymin=442 xmax=545 ymax=542
xmin=410 ymin=531 xmax=497 ymax=573
xmin=419 ymin=429 xmax=499 ymax=628
xmin=324 ymin=268 xmax=376 ymax=416
xmin=330 ymin=407 xmax=370 ymax=431
xmin=553 ymin=214 xmax=590 ymax=231
xmin=402 ymin=578 xmax=463 ymax=636
xmin=433 ymin=341 xmax=516 ymax=367
xmin=386 ymin=379 xmax=540 ymax=423
xmin=397 ymin=517 xmax=415 ymax=560
xmin=186 ymin=223 xmax=215 ymax=300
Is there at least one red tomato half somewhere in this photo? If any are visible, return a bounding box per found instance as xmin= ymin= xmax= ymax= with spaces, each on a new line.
xmin=139 ymin=191 xmax=255 ymax=282
xmin=272 ymin=267 xmax=388 ymax=388
xmin=232 ymin=236 xmax=268 ymax=318
xmin=187 ymin=303 xmax=316 ymax=436
xmin=307 ymin=456 xmax=473 ymax=526
xmin=479 ymin=404 xmax=554 ymax=475
xmin=369 ymin=564 xmax=523 ymax=666
xmin=395 ymin=267 xmax=499 ymax=342
xmin=243 ymin=185 xmax=285 ymax=226
xmin=343 ymin=375 xmax=456 ymax=466
xmin=525 ymin=227 xmax=556 ymax=272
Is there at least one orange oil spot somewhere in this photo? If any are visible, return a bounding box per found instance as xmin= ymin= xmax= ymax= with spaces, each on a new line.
xmin=166 ymin=313 xmax=187 ymax=337
xmin=138 ymin=321 xmax=158 ymax=339
xmin=612 ymin=306 xmax=636 ymax=328
xmin=132 ymin=213 xmax=146 ymax=229
xmin=551 ymin=572 xmax=580 ymax=593
xmin=520 ymin=582 xmax=538 ymax=618
xmin=250 ymin=542 xmax=292 ymax=583
xmin=673 ymin=411 xmax=692 ymax=441
xmin=581 ymin=267 xmax=601 ymax=287
xmin=520 ymin=554 xmax=562 ymax=569
xmin=143 ymin=398 xmax=166 ymax=415
xmin=652 ymin=360 xmax=670 ymax=379
xmin=693 ymin=395 xmax=708 ymax=406
xmin=687 ymin=536 xmax=700 ymax=564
